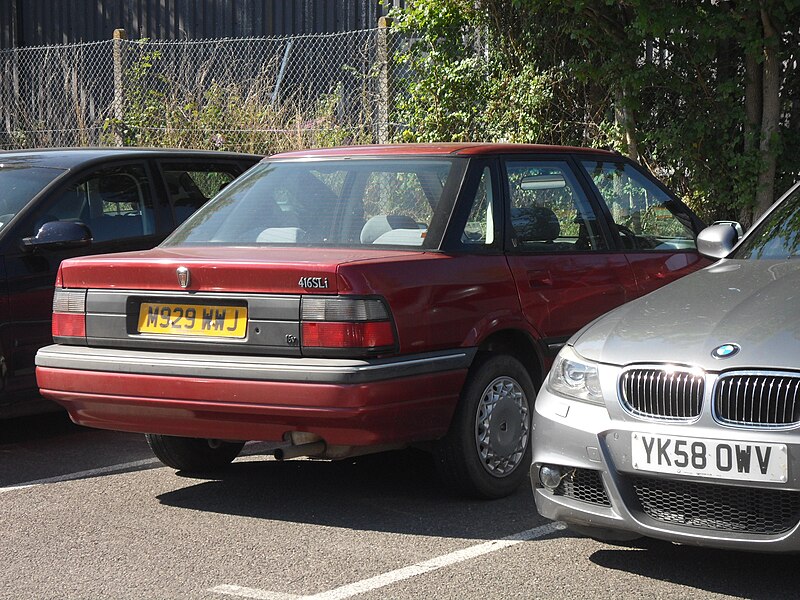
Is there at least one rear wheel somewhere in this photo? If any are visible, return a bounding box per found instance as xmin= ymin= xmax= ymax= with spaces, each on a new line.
xmin=435 ymin=354 xmax=535 ymax=499
xmin=145 ymin=434 xmax=245 ymax=472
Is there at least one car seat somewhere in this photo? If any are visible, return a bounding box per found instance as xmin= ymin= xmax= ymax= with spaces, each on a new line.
xmin=360 ymin=215 xmax=420 ymax=244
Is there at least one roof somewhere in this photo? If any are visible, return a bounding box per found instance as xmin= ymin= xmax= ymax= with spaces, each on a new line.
xmin=0 ymin=147 xmax=261 ymax=170
xmin=271 ymin=143 xmax=619 ymax=159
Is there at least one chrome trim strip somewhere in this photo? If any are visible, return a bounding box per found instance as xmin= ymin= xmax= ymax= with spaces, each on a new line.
xmin=36 ymin=345 xmax=476 ymax=384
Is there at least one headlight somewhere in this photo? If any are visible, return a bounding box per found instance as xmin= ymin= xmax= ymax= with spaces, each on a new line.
xmin=546 ymin=345 xmax=604 ymax=405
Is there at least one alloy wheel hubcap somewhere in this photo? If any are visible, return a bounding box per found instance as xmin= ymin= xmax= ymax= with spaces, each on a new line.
xmin=474 ymin=376 xmax=530 ymax=477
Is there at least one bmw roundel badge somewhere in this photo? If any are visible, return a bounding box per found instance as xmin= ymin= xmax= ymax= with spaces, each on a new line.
xmin=711 ymin=343 xmax=740 ymax=359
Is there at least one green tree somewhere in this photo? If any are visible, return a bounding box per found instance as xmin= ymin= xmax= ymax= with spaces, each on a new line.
xmin=391 ymin=0 xmax=800 ymax=224
xmin=390 ymin=1 xmax=617 ymax=147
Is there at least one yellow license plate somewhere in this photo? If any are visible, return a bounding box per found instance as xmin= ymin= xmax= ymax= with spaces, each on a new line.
xmin=137 ymin=303 xmax=248 ymax=338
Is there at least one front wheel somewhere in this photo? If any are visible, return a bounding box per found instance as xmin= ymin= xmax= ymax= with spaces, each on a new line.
xmin=145 ymin=434 xmax=245 ymax=472
xmin=435 ymin=354 xmax=535 ymax=499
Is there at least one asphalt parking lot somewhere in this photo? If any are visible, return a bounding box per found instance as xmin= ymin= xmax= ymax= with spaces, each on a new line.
xmin=2 ymin=412 xmax=799 ymax=600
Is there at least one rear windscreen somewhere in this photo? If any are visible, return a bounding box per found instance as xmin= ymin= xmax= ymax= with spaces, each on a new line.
xmin=163 ymin=158 xmax=463 ymax=249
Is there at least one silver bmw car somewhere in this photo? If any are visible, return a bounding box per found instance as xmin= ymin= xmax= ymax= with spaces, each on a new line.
xmin=531 ymin=181 xmax=800 ymax=551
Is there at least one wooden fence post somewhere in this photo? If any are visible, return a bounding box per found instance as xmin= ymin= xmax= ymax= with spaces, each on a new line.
xmin=376 ymin=16 xmax=392 ymax=144
xmin=112 ymin=28 xmax=126 ymax=147
xmin=8 ymin=49 xmax=21 ymax=148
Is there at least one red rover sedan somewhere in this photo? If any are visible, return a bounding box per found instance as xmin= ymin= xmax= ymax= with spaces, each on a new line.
xmin=35 ymin=144 xmax=707 ymax=498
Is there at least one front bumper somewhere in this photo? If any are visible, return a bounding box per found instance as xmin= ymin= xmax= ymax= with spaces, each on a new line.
xmin=36 ymin=344 xmax=473 ymax=446
xmin=531 ymin=384 xmax=800 ymax=552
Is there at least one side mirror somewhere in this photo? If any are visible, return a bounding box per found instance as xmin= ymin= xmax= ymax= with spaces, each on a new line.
xmin=22 ymin=221 xmax=92 ymax=250
xmin=711 ymin=220 xmax=744 ymax=238
xmin=697 ymin=223 xmax=739 ymax=259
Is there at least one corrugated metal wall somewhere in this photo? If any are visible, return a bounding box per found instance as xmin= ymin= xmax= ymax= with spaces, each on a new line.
xmin=1 ymin=0 xmax=405 ymax=48
xmin=0 ymin=0 xmax=15 ymax=49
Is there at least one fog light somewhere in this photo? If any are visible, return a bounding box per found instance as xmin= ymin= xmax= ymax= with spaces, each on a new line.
xmin=539 ymin=465 xmax=563 ymax=490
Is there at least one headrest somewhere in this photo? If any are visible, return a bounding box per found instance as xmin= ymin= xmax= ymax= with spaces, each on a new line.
xmin=360 ymin=214 xmax=419 ymax=244
xmin=511 ymin=206 xmax=560 ymax=242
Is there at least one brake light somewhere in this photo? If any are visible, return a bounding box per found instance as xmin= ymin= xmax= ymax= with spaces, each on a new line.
xmin=301 ymin=297 xmax=396 ymax=354
xmin=302 ymin=321 xmax=395 ymax=348
xmin=52 ymin=288 xmax=87 ymax=339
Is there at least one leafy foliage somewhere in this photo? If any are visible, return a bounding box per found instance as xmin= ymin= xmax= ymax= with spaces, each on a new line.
xmin=103 ymin=41 xmax=374 ymax=155
xmin=390 ymin=0 xmax=800 ymax=223
xmin=391 ymin=0 xmax=617 ymax=148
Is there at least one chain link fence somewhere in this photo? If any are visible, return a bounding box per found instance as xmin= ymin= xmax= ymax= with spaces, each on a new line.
xmin=0 ymin=27 xmax=410 ymax=153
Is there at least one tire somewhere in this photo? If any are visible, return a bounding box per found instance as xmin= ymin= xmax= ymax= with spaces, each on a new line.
xmin=435 ymin=354 xmax=535 ymax=499
xmin=145 ymin=434 xmax=245 ymax=472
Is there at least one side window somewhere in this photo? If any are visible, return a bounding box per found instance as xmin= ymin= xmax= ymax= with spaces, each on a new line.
xmin=161 ymin=164 xmax=239 ymax=225
xmin=460 ymin=167 xmax=496 ymax=246
xmin=581 ymin=161 xmax=696 ymax=251
xmin=39 ymin=164 xmax=155 ymax=243
xmin=505 ymin=161 xmax=607 ymax=252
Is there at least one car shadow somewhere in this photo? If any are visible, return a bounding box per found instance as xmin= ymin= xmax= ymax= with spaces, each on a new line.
xmin=0 ymin=412 xmax=156 ymax=487
xmin=588 ymin=537 xmax=800 ymax=599
xmin=156 ymin=449 xmax=550 ymax=541
xmin=0 ymin=410 xmax=82 ymax=444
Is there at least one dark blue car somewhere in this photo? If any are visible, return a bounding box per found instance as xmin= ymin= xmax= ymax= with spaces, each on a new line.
xmin=0 ymin=148 xmax=259 ymax=417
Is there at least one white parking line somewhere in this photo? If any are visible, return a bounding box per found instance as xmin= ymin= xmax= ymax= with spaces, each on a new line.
xmin=0 ymin=441 xmax=277 ymax=493
xmin=0 ymin=458 xmax=161 ymax=493
xmin=212 ymin=587 xmax=301 ymax=600
xmin=210 ymin=522 xmax=566 ymax=600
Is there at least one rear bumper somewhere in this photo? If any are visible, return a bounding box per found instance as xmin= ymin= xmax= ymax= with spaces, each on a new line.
xmin=35 ymin=345 xmax=473 ymax=445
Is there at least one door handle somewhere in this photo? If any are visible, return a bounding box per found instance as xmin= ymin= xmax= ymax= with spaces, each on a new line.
xmin=528 ymin=270 xmax=553 ymax=287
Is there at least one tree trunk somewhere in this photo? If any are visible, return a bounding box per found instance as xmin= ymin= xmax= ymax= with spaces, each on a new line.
xmin=615 ymin=88 xmax=639 ymax=163
xmin=754 ymin=7 xmax=780 ymax=219
xmin=740 ymin=51 xmax=763 ymax=227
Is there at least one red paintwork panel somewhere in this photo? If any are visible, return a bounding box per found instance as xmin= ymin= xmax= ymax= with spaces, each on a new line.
xmin=58 ymin=249 xmax=532 ymax=356
xmin=37 ymin=367 xmax=467 ymax=445
xmin=507 ymin=252 xmax=638 ymax=339
xmin=57 ymin=247 xmax=419 ymax=293
xmin=625 ymin=252 xmax=711 ymax=295
xmin=337 ymin=254 xmax=528 ymax=353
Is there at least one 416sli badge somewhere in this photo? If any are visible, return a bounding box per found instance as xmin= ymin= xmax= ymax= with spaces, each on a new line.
xmin=299 ymin=277 xmax=329 ymax=289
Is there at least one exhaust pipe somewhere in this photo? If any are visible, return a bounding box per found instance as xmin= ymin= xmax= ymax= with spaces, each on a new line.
xmin=273 ymin=440 xmax=326 ymax=461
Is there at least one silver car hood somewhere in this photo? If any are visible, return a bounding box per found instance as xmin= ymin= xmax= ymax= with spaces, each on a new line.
xmin=572 ymin=259 xmax=800 ymax=371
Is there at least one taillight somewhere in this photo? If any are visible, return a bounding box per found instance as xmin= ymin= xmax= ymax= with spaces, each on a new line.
xmin=301 ymin=297 xmax=396 ymax=355
xmin=52 ymin=288 xmax=87 ymax=339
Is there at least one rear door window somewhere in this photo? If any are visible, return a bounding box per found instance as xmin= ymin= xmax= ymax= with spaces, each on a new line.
xmin=505 ymin=161 xmax=608 ymax=252
xmin=34 ymin=163 xmax=156 ymax=243
xmin=159 ymin=163 xmax=242 ymax=225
